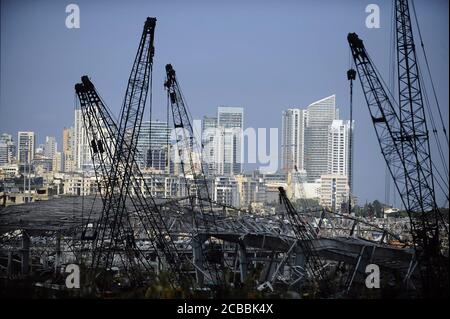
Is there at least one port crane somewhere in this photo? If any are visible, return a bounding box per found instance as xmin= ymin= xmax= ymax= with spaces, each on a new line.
xmin=164 ymin=64 xmax=214 ymax=218
xmin=87 ymin=16 xmax=156 ymax=283
xmin=164 ymin=64 xmax=223 ymax=286
xmin=76 ymin=77 xmax=190 ymax=288
xmin=75 ymin=18 xmax=191 ymax=289
xmin=348 ymin=0 xmax=448 ymax=297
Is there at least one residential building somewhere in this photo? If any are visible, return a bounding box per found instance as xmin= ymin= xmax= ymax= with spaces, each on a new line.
xmin=62 ymin=173 xmax=98 ymax=196
xmin=327 ymin=120 xmax=352 ymax=177
xmin=63 ymin=127 xmax=75 ymax=172
xmin=53 ymin=151 xmax=62 ymax=172
xmin=281 ymin=108 xmax=307 ymax=173
xmin=0 ymin=133 xmax=15 ymax=165
xmin=17 ymin=131 xmax=36 ymax=164
xmin=0 ymin=143 xmax=8 ymax=166
xmin=44 ymin=136 xmax=57 ymax=160
xmin=304 ymin=95 xmax=338 ymax=182
xmin=235 ymin=174 xmax=267 ymax=207
xmin=202 ymin=116 xmax=218 ymax=175
xmin=320 ymin=174 xmax=349 ymax=212
xmin=73 ymin=109 xmax=92 ymax=171
xmin=213 ymin=176 xmax=240 ymax=207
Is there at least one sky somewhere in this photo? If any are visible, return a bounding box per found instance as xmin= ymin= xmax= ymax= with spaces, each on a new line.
xmin=0 ymin=0 xmax=448 ymax=206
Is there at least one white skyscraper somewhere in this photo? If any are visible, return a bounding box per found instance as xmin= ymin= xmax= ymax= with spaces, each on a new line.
xmin=17 ymin=131 xmax=36 ymax=164
xmin=304 ymin=95 xmax=338 ymax=182
xmin=327 ymin=120 xmax=352 ymax=177
xmin=281 ymin=108 xmax=307 ymax=173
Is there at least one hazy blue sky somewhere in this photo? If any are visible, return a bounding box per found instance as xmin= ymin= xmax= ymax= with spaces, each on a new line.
xmin=1 ymin=0 xmax=448 ymax=205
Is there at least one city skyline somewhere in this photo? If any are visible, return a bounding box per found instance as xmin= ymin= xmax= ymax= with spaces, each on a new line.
xmin=1 ymin=0 xmax=448 ymax=206
xmin=0 ymin=88 xmax=441 ymax=208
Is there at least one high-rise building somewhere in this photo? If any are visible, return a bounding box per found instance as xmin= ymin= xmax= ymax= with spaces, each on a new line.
xmin=304 ymin=95 xmax=338 ymax=182
xmin=203 ymin=116 xmax=218 ymax=130
xmin=0 ymin=143 xmax=8 ymax=166
xmin=147 ymin=148 xmax=167 ymax=171
xmin=73 ymin=108 xmax=92 ymax=171
xmin=201 ymin=107 xmax=244 ymax=176
xmin=217 ymin=106 xmax=244 ymax=175
xmin=136 ymin=120 xmax=170 ymax=169
xmin=215 ymin=126 xmax=239 ymax=176
xmin=327 ymin=120 xmax=351 ymax=178
xmin=17 ymin=131 xmax=36 ymax=164
xmin=44 ymin=136 xmax=57 ymax=159
xmin=281 ymin=109 xmax=307 ymax=173
xmin=53 ymin=151 xmax=62 ymax=172
xmin=202 ymin=116 xmax=218 ymax=175
xmin=0 ymin=133 xmax=15 ymax=165
xmin=63 ymin=127 xmax=75 ymax=172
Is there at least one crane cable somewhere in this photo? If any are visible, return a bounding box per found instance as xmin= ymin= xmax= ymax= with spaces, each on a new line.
xmin=387 ymin=1 xmax=449 ymax=205
xmin=410 ymin=0 xmax=449 ymax=206
xmin=411 ymin=0 xmax=449 ymax=146
xmin=387 ymin=0 xmax=396 ymax=208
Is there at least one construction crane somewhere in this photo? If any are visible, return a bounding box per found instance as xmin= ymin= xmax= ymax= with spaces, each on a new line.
xmin=74 ymin=18 xmax=193 ymax=290
xmin=86 ymin=17 xmax=157 ymax=281
xmin=347 ymin=0 xmax=448 ymax=296
xmin=164 ymin=64 xmax=223 ymax=286
xmin=277 ymin=187 xmax=329 ymax=294
xmin=163 ymin=64 xmax=213 ymax=214
xmin=76 ymin=77 xmax=192 ymax=284
xmin=75 ymin=82 xmax=147 ymax=285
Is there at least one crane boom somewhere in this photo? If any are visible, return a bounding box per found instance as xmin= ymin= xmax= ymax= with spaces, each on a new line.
xmin=164 ymin=64 xmax=223 ymax=287
xmin=75 ymin=18 xmax=192 ymax=288
xmin=348 ymin=31 xmax=447 ymax=297
xmin=164 ymin=64 xmax=213 ymax=219
xmin=76 ymin=77 xmax=191 ymax=288
xmin=85 ymin=17 xmax=157 ymax=276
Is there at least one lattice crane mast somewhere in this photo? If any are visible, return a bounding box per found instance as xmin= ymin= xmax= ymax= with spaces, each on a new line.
xmin=278 ymin=187 xmax=329 ymax=292
xmin=76 ymin=76 xmax=191 ymax=288
xmin=75 ymin=18 xmax=190 ymax=288
xmin=75 ymin=83 xmax=145 ymax=284
xmin=163 ymin=64 xmax=214 ymax=224
xmin=164 ymin=64 xmax=225 ymax=287
xmin=348 ymin=26 xmax=447 ymax=296
xmin=87 ymin=17 xmax=157 ymax=274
